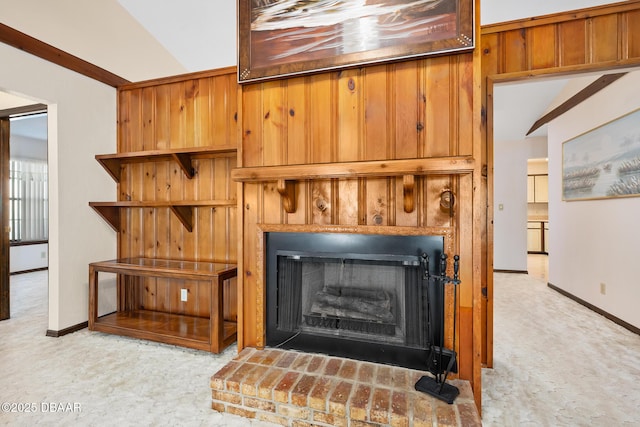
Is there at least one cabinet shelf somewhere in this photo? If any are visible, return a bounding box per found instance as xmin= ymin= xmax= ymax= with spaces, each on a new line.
xmin=96 ymin=145 xmax=237 ymax=183
xmin=89 ymin=200 xmax=236 ymax=232
xmin=92 ymin=310 xmax=237 ymax=352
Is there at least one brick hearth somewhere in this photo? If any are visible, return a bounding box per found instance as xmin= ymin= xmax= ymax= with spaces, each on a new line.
xmin=211 ymin=347 xmax=481 ymax=426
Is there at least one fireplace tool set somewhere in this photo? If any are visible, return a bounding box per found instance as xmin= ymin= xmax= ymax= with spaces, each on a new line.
xmin=414 ymin=253 xmax=461 ymax=404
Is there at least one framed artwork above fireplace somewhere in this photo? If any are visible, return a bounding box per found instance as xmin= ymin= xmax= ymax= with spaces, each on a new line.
xmin=237 ymin=0 xmax=475 ymax=83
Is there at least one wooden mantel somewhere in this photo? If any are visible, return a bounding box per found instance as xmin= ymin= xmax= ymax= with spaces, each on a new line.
xmin=231 ymin=156 xmax=475 ymax=182
xmin=232 ymin=156 xmax=474 ymax=213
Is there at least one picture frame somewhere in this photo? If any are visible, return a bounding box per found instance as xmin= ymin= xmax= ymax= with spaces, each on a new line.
xmin=237 ymin=0 xmax=475 ymax=84
xmin=562 ymin=107 xmax=640 ymax=201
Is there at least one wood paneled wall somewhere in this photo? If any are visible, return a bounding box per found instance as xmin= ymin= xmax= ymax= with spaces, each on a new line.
xmin=116 ymin=67 xmax=239 ymax=320
xmin=237 ymin=51 xmax=482 ymax=394
xmin=481 ymin=0 xmax=640 ymax=369
xmin=481 ymin=0 xmax=640 ymax=77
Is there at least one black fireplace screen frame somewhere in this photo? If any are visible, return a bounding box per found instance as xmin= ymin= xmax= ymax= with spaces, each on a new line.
xmin=265 ymin=231 xmax=446 ymax=371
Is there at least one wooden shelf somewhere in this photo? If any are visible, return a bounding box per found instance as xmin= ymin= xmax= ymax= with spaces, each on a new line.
xmin=92 ymin=310 xmax=237 ymax=352
xmin=89 ymin=258 xmax=238 ymax=353
xmin=231 ymin=156 xmax=473 ymax=213
xmin=96 ymin=145 xmax=237 ymax=183
xmin=231 ymin=156 xmax=474 ymax=182
xmin=89 ymin=200 xmax=236 ymax=232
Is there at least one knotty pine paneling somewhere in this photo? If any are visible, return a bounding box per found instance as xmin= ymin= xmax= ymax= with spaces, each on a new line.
xmin=627 ymin=10 xmax=640 ymax=58
xmin=238 ymin=55 xmax=477 ymax=376
xmin=528 ymin=24 xmax=557 ymax=70
xmin=558 ymin=20 xmax=587 ymax=67
xmin=482 ymin=1 xmax=640 ymax=76
xmin=242 ymin=56 xmax=475 ymax=168
xmin=117 ymin=68 xmax=238 ymax=320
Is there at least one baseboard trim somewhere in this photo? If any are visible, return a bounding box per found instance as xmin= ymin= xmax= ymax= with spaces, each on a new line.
xmin=46 ymin=321 xmax=88 ymax=337
xmin=547 ymin=282 xmax=640 ymax=336
xmin=10 ymin=267 xmax=48 ymax=276
xmin=494 ymin=269 xmax=528 ymax=274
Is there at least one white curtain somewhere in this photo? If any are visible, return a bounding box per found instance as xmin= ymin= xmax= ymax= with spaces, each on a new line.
xmin=9 ymin=159 xmax=48 ymax=242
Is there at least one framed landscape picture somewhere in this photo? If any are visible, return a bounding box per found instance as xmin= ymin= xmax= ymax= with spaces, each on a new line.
xmin=238 ymin=0 xmax=475 ymax=83
xmin=562 ymin=108 xmax=640 ymax=201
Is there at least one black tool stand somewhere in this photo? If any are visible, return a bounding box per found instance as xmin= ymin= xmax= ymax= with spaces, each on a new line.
xmin=415 ymin=254 xmax=461 ymax=404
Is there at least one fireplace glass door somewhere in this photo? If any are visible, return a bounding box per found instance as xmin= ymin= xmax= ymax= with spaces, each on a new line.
xmin=265 ymin=232 xmax=444 ymax=371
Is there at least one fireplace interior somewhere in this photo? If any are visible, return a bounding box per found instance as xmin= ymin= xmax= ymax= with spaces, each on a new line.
xmin=266 ymin=232 xmax=454 ymax=373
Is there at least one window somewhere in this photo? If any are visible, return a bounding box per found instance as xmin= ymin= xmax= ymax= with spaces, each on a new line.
xmin=9 ymin=159 xmax=48 ymax=242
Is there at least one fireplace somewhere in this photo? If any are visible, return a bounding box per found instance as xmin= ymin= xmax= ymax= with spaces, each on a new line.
xmin=265 ymin=231 xmax=451 ymax=372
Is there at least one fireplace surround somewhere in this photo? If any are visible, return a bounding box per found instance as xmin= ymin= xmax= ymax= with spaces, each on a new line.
xmin=264 ymin=230 xmax=452 ymax=372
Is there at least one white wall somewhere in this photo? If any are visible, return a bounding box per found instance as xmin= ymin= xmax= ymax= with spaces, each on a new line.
xmin=493 ymin=139 xmax=528 ymax=271
xmin=494 ymin=135 xmax=548 ymax=271
xmin=0 ymin=42 xmax=117 ymax=331
xmin=548 ymin=71 xmax=640 ymax=328
xmin=481 ymin=0 xmax=620 ymax=25
xmin=10 ymin=244 xmax=48 ymax=273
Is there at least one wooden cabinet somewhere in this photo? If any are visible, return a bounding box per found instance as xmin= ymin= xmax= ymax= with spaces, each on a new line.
xmin=527 ymin=221 xmax=548 ymax=254
xmin=527 ymin=224 xmax=542 ymax=252
xmin=527 ymin=176 xmax=536 ymax=203
xmin=534 ymin=175 xmax=548 ymax=202
xmin=544 ymin=222 xmax=549 ymax=253
xmin=89 ymin=258 xmax=237 ymax=353
xmin=528 ymin=174 xmax=548 ymax=203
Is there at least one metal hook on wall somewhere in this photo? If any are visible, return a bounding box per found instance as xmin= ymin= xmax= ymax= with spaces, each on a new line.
xmin=440 ymin=189 xmax=455 ymax=217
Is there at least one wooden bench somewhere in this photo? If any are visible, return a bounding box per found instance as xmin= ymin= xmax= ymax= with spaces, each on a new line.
xmin=88 ymin=257 xmax=237 ymax=353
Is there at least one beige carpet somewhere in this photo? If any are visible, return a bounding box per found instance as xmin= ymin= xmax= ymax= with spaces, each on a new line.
xmin=1 ymin=270 xmax=639 ymax=426
xmin=482 ymin=272 xmax=640 ymax=426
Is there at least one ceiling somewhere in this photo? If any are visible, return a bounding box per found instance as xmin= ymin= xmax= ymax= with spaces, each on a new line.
xmin=0 ymin=0 xmax=636 ymax=143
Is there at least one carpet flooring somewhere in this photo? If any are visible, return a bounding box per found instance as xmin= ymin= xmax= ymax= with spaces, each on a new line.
xmin=1 ymin=269 xmax=639 ymax=426
xmin=482 ymin=272 xmax=640 ymax=426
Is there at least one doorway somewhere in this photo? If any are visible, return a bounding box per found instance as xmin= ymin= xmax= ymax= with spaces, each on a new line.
xmin=0 ymin=97 xmax=48 ymax=321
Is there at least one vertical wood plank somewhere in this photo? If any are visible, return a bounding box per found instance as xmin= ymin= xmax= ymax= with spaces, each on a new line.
xmin=118 ymin=90 xmax=131 ymax=152
xmin=311 ymin=181 xmax=333 ymax=225
xmin=625 ymin=10 xmax=640 ymax=59
xmin=242 ymin=183 xmax=260 ymax=347
xmin=308 ymin=74 xmax=333 ymax=163
xmin=337 ymin=180 xmax=359 ymax=225
xmin=184 ymin=79 xmax=198 ymax=148
xmin=558 ymin=20 xmax=587 ymax=66
xmin=170 ymin=82 xmax=186 ymax=149
xmin=155 ymin=85 xmax=170 ymax=150
xmin=198 ymin=78 xmax=211 ymax=147
xmin=589 ymin=15 xmax=619 ymax=63
xmin=363 ymin=65 xmax=389 ymax=161
xmin=502 ymin=30 xmax=526 ymax=73
xmin=241 ymin=85 xmax=263 ymax=167
xmin=528 ymin=24 xmax=557 ymax=69
xmin=337 ymin=69 xmax=362 ymax=162
xmin=261 ymin=81 xmax=286 ymax=166
xmin=364 ymin=178 xmax=389 ymax=226
xmin=196 ymin=280 xmax=210 ymax=318
xmin=424 ymin=56 xmax=451 ymax=157
xmin=393 ymin=61 xmax=419 ymax=159
xmin=457 ymin=54 xmax=474 ymax=157
xmin=286 ymin=76 xmax=308 ymax=165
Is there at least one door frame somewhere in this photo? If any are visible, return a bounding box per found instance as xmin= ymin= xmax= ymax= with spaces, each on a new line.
xmin=0 ymin=103 xmax=48 ymax=321
xmin=0 ymin=117 xmax=8 ymax=320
